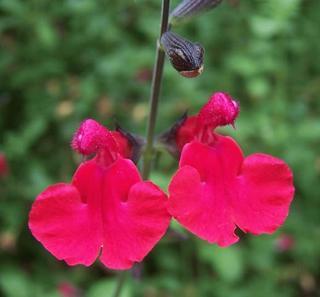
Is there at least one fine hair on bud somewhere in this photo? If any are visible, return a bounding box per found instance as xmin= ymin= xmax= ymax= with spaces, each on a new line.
xmin=161 ymin=31 xmax=204 ymax=78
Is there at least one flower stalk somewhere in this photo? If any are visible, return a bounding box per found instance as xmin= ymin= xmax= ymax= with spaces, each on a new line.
xmin=112 ymin=272 xmax=127 ymax=297
xmin=142 ymin=0 xmax=171 ymax=179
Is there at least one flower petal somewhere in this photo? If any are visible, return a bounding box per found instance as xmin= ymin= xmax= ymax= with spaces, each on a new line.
xmin=169 ymin=165 xmax=239 ymax=246
xmin=234 ymin=153 xmax=294 ymax=234
xmin=99 ymin=159 xmax=171 ymax=269
xmin=168 ymin=138 xmax=243 ymax=247
xmin=28 ymin=183 xmax=102 ymax=266
xmin=179 ymin=136 xmax=243 ymax=181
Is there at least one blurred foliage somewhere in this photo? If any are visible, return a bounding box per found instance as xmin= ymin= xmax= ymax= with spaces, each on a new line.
xmin=1 ymin=0 xmax=320 ymax=296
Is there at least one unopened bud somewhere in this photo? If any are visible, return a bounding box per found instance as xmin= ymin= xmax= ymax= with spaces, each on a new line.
xmin=170 ymin=0 xmax=223 ymax=24
xmin=161 ymin=31 xmax=204 ymax=78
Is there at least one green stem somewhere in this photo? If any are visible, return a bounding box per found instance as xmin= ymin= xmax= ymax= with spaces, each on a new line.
xmin=112 ymin=271 xmax=127 ymax=297
xmin=142 ymin=0 xmax=171 ymax=179
xmin=112 ymin=1 xmax=170 ymax=296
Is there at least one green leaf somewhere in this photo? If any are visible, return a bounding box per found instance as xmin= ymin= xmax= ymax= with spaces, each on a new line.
xmin=0 ymin=268 xmax=30 ymax=297
xmin=199 ymin=244 xmax=244 ymax=283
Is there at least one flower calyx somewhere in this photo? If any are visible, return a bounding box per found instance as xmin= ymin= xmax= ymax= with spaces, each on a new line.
xmin=114 ymin=124 xmax=146 ymax=164
xmin=160 ymin=92 xmax=240 ymax=156
xmin=157 ymin=112 xmax=188 ymax=157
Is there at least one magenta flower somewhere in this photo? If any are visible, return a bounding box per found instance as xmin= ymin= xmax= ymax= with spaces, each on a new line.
xmin=29 ymin=119 xmax=170 ymax=270
xmin=168 ymin=92 xmax=294 ymax=247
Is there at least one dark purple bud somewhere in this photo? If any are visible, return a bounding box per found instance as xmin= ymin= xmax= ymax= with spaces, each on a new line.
xmin=161 ymin=32 xmax=204 ymax=78
xmin=170 ymin=0 xmax=223 ymax=23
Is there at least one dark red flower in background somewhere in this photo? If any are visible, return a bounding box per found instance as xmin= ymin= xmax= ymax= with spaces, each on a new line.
xmin=29 ymin=119 xmax=170 ymax=270
xmin=168 ymin=92 xmax=294 ymax=247
xmin=0 ymin=153 xmax=8 ymax=178
xmin=58 ymin=282 xmax=81 ymax=297
xmin=275 ymin=233 xmax=295 ymax=252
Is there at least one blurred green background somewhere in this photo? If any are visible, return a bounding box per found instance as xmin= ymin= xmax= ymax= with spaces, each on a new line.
xmin=1 ymin=0 xmax=320 ymax=296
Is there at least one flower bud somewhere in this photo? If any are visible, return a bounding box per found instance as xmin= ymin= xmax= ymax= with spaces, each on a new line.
xmin=198 ymin=92 xmax=240 ymax=128
xmin=161 ymin=32 xmax=204 ymax=78
xmin=170 ymin=0 xmax=223 ymax=24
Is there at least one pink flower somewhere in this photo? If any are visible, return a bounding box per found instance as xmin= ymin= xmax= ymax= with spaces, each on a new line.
xmin=29 ymin=119 xmax=170 ymax=270
xmin=0 ymin=153 xmax=8 ymax=178
xmin=168 ymin=92 xmax=294 ymax=247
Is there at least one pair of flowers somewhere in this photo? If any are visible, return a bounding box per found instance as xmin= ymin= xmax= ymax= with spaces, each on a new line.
xmin=28 ymin=92 xmax=294 ymax=270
